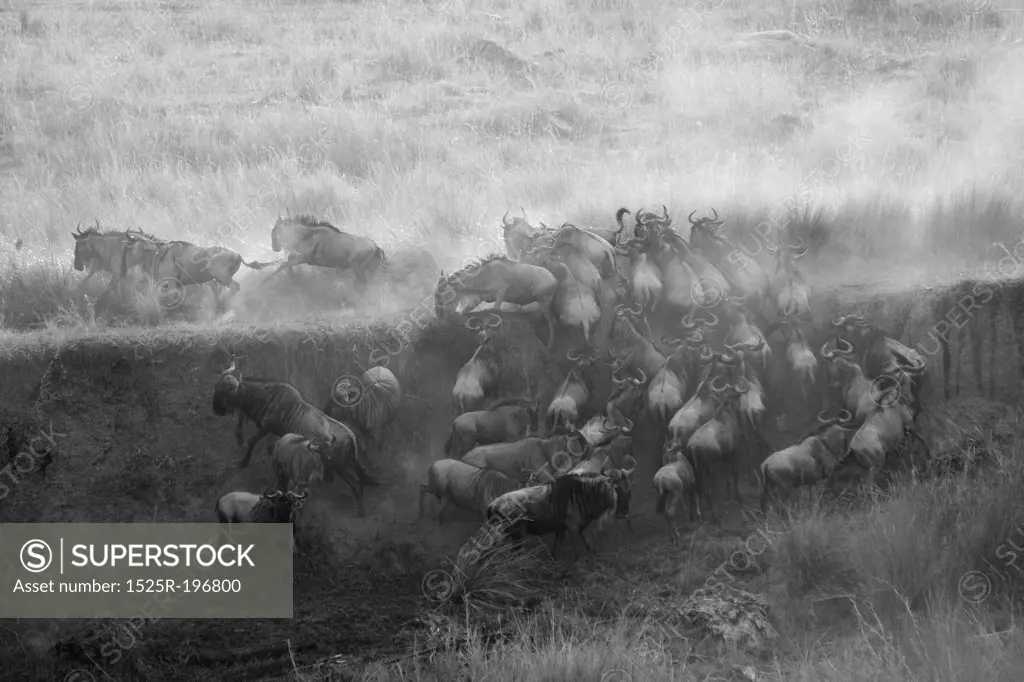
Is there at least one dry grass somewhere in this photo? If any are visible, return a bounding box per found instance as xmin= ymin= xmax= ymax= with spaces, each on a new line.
xmin=1 ymin=0 xmax=1022 ymax=329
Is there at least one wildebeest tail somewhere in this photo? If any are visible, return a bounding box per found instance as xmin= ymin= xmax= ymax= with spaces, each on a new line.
xmin=655 ymin=485 xmax=667 ymax=514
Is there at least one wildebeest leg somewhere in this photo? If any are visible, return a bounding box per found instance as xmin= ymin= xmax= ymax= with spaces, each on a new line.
xmin=234 ymin=413 xmax=246 ymax=447
xmin=269 ymin=254 xmax=305 ymax=280
xmin=435 ymin=496 xmax=449 ymax=524
xmin=417 ymin=486 xmax=429 ymax=519
xmin=336 ymin=466 xmax=366 ymax=517
xmin=239 ymin=429 xmax=269 ymax=468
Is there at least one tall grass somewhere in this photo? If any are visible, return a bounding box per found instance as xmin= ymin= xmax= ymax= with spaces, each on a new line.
xmin=0 ymin=0 xmax=1022 ymax=329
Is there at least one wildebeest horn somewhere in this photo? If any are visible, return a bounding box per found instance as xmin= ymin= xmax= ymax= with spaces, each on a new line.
xmin=263 ymin=488 xmax=281 ymax=499
xmin=832 ymin=315 xmax=848 ymax=327
xmin=698 ymin=344 xmax=715 ymax=364
xmin=482 ymin=312 xmax=502 ymax=329
xmin=611 ymin=366 xmax=628 ymax=384
xmin=221 ymin=360 xmax=237 ymax=375
xmin=631 ymin=368 xmax=647 ymax=385
xmin=765 ymin=244 xmax=779 ymax=255
xmin=635 ymin=208 xmax=646 ymax=226
xmin=836 ymin=409 xmax=854 ymax=424
xmin=731 ymin=376 xmax=751 ymax=395
xmin=694 ymin=310 xmax=719 ymax=329
xmin=817 ymin=409 xmax=836 ymax=425
xmin=502 ymin=210 xmax=512 ymax=228
xmin=287 ymin=490 xmax=309 ymax=501
xmin=834 ymin=337 xmax=854 ymax=356
xmin=587 ymin=348 xmax=603 ymax=362
xmin=662 ymin=205 xmax=670 ymax=221
xmin=615 ymin=303 xmax=628 ymax=317
xmin=628 ymin=302 xmax=644 ymax=316
xmin=683 ymin=330 xmax=705 ymax=348
xmin=711 ymin=208 xmax=719 ymax=221
xmin=663 ymin=335 xmax=685 ymax=348
xmin=566 ymin=348 xmax=584 ymax=362
xmin=681 ymin=309 xmax=697 ymax=331
xmin=465 ymin=316 xmax=484 ymax=331
xmin=688 ymin=210 xmax=698 ymax=225
xmin=709 ymin=374 xmax=729 ymax=394
xmin=719 ymin=349 xmax=742 ymax=367
xmin=622 ymin=416 xmax=634 ymax=433
xmin=621 ymin=455 xmax=637 ymax=477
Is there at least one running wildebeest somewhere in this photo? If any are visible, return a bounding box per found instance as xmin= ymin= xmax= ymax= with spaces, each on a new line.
xmin=71 ymin=222 xmax=157 ymax=297
xmin=434 ymin=255 xmax=558 ymax=348
xmin=122 ymin=231 xmax=269 ymax=314
xmin=215 ymin=487 xmax=308 ymax=525
xmin=268 ymin=213 xmax=387 ymax=287
xmin=211 ymin=358 xmax=379 ymax=516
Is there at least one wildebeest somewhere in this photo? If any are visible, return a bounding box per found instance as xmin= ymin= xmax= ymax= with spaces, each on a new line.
xmin=607 ymin=309 xmax=666 ymax=380
xmin=211 ymin=359 xmax=379 ymax=516
xmin=71 ymin=222 xmax=155 ymax=296
xmin=766 ymin=238 xmax=811 ymax=319
xmin=271 ymin=433 xmax=336 ymax=494
xmin=418 ymin=459 xmax=523 ymax=523
xmin=485 ymin=469 xmax=634 ymax=561
xmin=452 ymin=314 xmax=503 ymax=416
xmin=325 ymin=366 xmax=402 ymax=462
xmin=687 ymin=375 xmax=751 ymax=521
xmin=500 ymin=208 xmax=546 ymax=260
xmin=215 ymin=487 xmax=308 ymax=524
xmin=767 ymin=317 xmax=818 ymax=406
xmin=577 ymin=365 xmax=643 ymax=447
xmin=444 ymin=394 xmax=539 ymax=458
xmin=546 ymin=348 xmax=603 ymax=434
xmin=268 ymin=214 xmax=387 ymax=286
xmin=544 ymin=261 xmax=601 ymax=345
xmin=654 ymin=441 xmax=699 ymax=542
xmin=434 ymin=255 xmax=558 ymax=348
xmin=820 ymin=337 xmax=882 ymax=421
xmin=687 ymin=209 xmax=771 ymax=320
xmin=759 ymin=410 xmax=855 ymax=512
xmin=122 ymin=231 xmax=269 ymax=313
xmin=460 ymin=432 xmax=588 ymax=484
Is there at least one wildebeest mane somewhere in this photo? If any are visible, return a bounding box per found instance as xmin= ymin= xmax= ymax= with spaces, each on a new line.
xmin=469 ymin=465 xmax=523 ymax=504
xmin=292 ymin=214 xmax=344 ymax=234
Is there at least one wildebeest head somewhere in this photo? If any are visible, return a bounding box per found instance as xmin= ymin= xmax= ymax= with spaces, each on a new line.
xmin=261 ymin=488 xmax=309 ymax=523
xmin=819 ymin=336 xmax=857 ymax=395
xmin=501 ymin=208 xmax=544 ymax=259
xmin=603 ymin=463 xmax=637 ymax=519
xmin=71 ymin=221 xmax=123 ymax=273
xmin=609 ymin=364 xmax=646 ymax=416
xmin=687 ymin=208 xmax=726 ymax=251
xmin=305 ymin=433 xmax=337 ymax=458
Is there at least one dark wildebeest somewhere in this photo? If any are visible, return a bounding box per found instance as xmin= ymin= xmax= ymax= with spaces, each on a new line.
xmin=269 ymin=214 xmax=387 ymax=287
xmin=325 ymin=366 xmax=402 ymax=463
xmin=271 ymin=433 xmax=336 ymax=494
xmin=460 ymin=431 xmax=589 ymax=484
xmin=418 ymin=459 xmax=523 ymax=523
xmin=122 ymin=231 xmax=268 ymax=313
xmin=434 ymin=255 xmax=558 ymax=348
xmin=215 ymin=487 xmax=308 ymax=524
xmin=687 ymin=209 xmax=771 ymax=322
xmin=444 ymin=394 xmax=540 ymax=458
xmin=211 ymin=359 xmax=379 ymax=516
xmin=486 ymin=469 xmax=634 ymax=562
xmin=452 ymin=313 xmax=503 ymax=416
xmin=654 ymin=441 xmax=699 ymax=543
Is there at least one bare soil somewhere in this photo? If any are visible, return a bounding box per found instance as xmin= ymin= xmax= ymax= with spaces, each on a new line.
xmin=1 ymin=273 xmax=1022 ymax=680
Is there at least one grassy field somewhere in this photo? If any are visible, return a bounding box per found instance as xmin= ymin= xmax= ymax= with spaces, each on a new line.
xmin=0 ymin=0 xmax=1023 ymax=329
xmin=3 ymin=0 xmax=1024 ymax=680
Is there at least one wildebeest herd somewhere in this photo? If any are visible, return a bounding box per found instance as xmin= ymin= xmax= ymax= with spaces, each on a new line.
xmin=191 ymin=204 xmax=932 ymax=563
xmin=71 ymin=213 xmax=395 ymax=314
